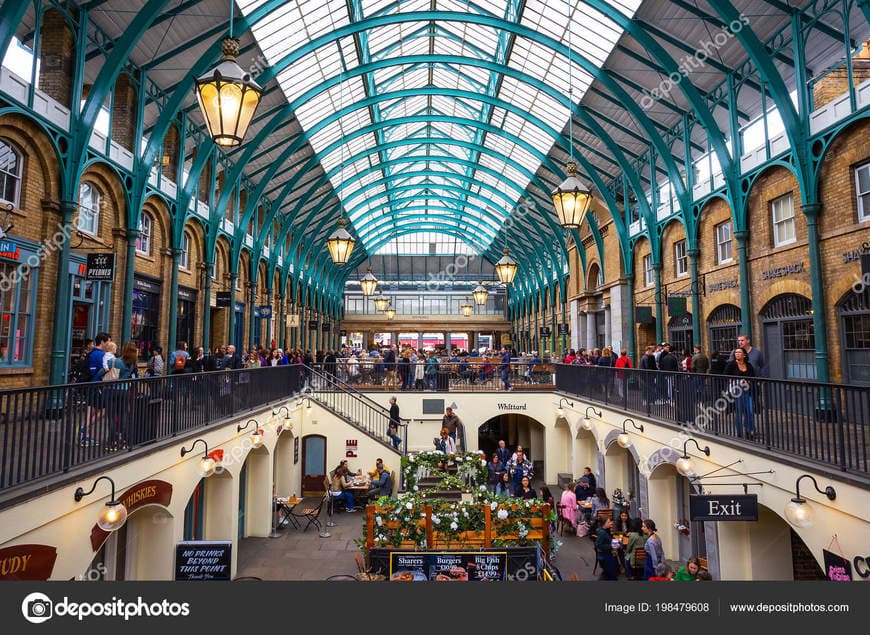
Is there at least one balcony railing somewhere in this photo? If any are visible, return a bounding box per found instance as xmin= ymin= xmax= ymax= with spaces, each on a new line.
xmin=555 ymin=364 xmax=869 ymax=474
xmin=0 ymin=365 xmax=304 ymax=497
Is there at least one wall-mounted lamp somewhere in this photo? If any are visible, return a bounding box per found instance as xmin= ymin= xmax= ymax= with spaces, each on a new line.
xmin=238 ymin=419 xmax=264 ymax=448
xmin=297 ymin=397 xmax=312 ymax=413
xmin=676 ymin=438 xmax=711 ymax=476
xmin=582 ymin=406 xmax=601 ymax=431
xmin=74 ymin=476 xmax=127 ymax=532
xmin=617 ymin=418 xmax=644 ymax=449
xmin=556 ymin=398 xmax=573 ymax=418
xmin=784 ymin=474 xmax=836 ymax=528
xmin=273 ymin=405 xmax=293 ymax=431
xmin=181 ymin=438 xmax=218 ymax=477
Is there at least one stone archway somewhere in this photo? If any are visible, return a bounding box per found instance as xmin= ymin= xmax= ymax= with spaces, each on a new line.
xmin=477 ymin=413 xmax=547 ymax=479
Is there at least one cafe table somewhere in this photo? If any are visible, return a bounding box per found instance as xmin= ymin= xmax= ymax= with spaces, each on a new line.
xmin=275 ymin=497 xmax=301 ymax=529
xmin=347 ymin=479 xmax=372 ymax=508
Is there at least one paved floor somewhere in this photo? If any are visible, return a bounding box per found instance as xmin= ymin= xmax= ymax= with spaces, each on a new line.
xmin=236 ymin=496 xmax=601 ymax=581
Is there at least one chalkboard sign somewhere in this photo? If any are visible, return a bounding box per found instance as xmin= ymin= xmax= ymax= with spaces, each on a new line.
xmin=389 ymin=551 xmax=507 ymax=581
xmin=823 ymin=549 xmax=852 ymax=581
xmin=175 ymin=541 xmax=232 ymax=581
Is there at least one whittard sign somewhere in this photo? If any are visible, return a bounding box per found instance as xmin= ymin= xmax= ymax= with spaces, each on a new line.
xmin=689 ymin=494 xmax=758 ymax=522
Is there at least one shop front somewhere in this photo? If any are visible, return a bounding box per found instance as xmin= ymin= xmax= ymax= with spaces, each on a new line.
xmin=707 ymin=303 xmax=742 ymax=358
xmin=668 ymin=312 xmax=693 ymax=357
xmin=177 ymin=286 xmax=197 ymax=347
xmin=132 ymin=276 xmax=162 ymax=360
xmin=760 ymin=293 xmax=815 ymax=380
xmin=0 ymin=236 xmax=38 ymax=369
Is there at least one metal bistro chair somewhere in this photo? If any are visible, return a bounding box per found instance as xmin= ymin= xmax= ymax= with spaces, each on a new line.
xmin=290 ymin=492 xmax=327 ymax=532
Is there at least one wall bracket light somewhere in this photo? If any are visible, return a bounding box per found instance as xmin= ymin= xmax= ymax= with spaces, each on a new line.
xmin=556 ymin=398 xmax=574 ymax=418
xmin=676 ymin=438 xmax=711 ymax=476
xmin=238 ymin=419 xmax=264 ymax=448
xmin=273 ymin=405 xmax=293 ymax=431
xmin=785 ymin=474 xmax=836 ymax=528
xmin=617 ymin=418 xmax=644 ymax=449
xmin=74 ymin=475 xmax=127 ymax=532
xmin=181 ymin=438 xmax=219 ymax=477
xmin=582 ymin=406 xmax=601 ymax=431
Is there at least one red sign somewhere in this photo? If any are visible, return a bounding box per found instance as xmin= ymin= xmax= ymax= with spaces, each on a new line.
xmin=0 ymin=544 xmax=58 ymax=580
xmin=90 ymin=479 xmax=173 ymax=551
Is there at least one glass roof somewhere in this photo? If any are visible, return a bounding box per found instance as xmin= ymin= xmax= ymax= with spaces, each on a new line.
xmin=239 ymin=0 xmax=640 ymax=254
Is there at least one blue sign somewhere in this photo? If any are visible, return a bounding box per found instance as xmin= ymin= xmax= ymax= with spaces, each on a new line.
xmin=257 ymin=305 xmax=273 ymax=318
xmin=0 ymin=241 xmax=19 ymax=260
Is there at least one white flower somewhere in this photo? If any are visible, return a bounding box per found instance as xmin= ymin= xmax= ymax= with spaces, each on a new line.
xmin=497 ymin=509 xmax=509 ymax=520
xmin=480 ymin=485 xmax=487 ymax=491
xmin=490 ymin=501 xmax=498 ymax=511
xmin=406 ymin=502 xmax=413 ymax=510
xmin=481 ymin=459 xmax=487 ymax=467
xmin=375 ymin=516 xmax=383 ymax=527
xmin=413 ymin=485 xmax=419 ymax=491
xmin=450 ymin=521 xmax=458 ymax=531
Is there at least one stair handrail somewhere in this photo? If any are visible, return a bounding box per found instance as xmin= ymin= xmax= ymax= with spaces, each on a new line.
xmin=307 ymin=365 xmax=412 ymax=425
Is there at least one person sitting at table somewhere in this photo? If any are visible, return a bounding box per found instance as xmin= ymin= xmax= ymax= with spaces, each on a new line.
xmin=588 ymin=488 xmax=610 ymax=529
xmin=517 ymin=476 xmax=536 ymax=499
xmin=367 ymin=458 xmax=393 ymax=500
xmin=559 ymin=482 xmax=578 ymax=529
xmin=649 ymin=562 xmax=674 ymax=581
xmin=674 ymin=556 xmax=701 ymax=581
xmin=595 ymin=516 xmax=619 ymax=581
xmin=433 ymin=427 xmax=457 ymax=454
xmin=574 ymin=476 xmax=594 ymax=503
xmin=330 ymin=464 xmax=357 ymax=512
xmin=614 ymin=510 xmax=631 ymax=535
xmin=506 ymin=446 xmax=533 ymax=494
xmin=624 ymin=517 xmax=646 ymax=580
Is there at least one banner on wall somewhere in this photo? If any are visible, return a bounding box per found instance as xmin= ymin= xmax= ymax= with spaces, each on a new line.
xmin=0 ymin=544 xmax=58 ymax=580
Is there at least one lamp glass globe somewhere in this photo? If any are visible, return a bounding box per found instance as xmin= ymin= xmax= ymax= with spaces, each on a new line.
xmin=617 ymin=432 xmax=631 ymax=448
xmin=283 ymin=420 xmax=293 ymax=431
xmin=676 ymin=457 xmax=693 ymax=476
xmin=198 ymin=456 xmax=216 ymax=478
xmin=98 ymin=502 xmax=128 ymax=532
xmin=556 ymin=408 xmax=564 ymax=418
xmin=251 ymin=432 xmax=263 ymax=448
xmin=581 ymin=417 xmax=593 ymax=431
xmin=785 ymin=499 xmax=814 ymax=528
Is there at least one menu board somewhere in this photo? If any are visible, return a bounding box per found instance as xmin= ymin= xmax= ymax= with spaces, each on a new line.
xmin=389 ymin=551 xmax=507 ymax=582
xmin=174 ymin=541 xmax=232 ymax=581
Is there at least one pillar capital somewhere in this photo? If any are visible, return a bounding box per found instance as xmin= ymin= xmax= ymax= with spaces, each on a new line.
xmin=802 ymin=202 xmax=822 ymax=218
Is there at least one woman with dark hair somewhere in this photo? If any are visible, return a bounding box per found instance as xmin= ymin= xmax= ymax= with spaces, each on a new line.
xmin=487 ymin=453 xmax=505 ymax=493
xmin=625 ymin=517 xmax=645 ymax=580
xmin=615 ymin=510 xmax=631 ymax=535
xmin=495 ymin=471 xmax=513 ymax=496
xmin=591 ymin=487 xmax=610 ymax=517
xmin=642 ymin=518 xmax=665 ymax=581
xmin=517 ymin=476 xmax=536 ymax=499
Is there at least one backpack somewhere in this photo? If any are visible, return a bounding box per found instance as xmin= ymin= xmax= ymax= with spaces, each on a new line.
xmin=71 ymin=356 xmax=90 ymax=383
xmin=174 ymin=353 xmax=187 ymax=372
xmin=145 ymin=355 xmax=156 ymax=377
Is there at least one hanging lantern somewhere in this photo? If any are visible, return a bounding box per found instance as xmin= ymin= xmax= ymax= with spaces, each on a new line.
xmin=551 ymin=161 xmax=593 ymax=229
xmin=359 ymin=267 xmax=378 ymax=296
xmin=384 ymin=305 xmax=396 ymax=320
xmin=194 ymin=38 xmax=263 ymax=147
xmin=373 ymin=290 xmax=389 ymax=312
xmin=460 ymin=299 xmax=474 ymax=317
xmin=494 ymin=246 xmax=518 ymax=284
xmin=325 ymin=218 xmax=355 ymax=265
xmin=472 ymin=283 xmax=489 ymax=306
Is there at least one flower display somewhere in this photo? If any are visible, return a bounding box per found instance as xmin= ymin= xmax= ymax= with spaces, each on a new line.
xmin=401 ymin=450 xmax=488 ymax=491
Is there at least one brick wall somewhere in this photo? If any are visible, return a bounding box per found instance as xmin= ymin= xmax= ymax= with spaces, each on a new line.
xmin=111 ymin=73 xmax=137 ymax=152
xmin=812 ymin=41 xmax=870 ymax=110
xmin=37 ymin=9 xmax=74 ymax=109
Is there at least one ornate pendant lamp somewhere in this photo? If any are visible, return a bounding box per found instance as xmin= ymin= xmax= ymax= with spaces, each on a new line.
xmin=373 ymin=290 xmax=389 ymax=312
xmin=359 ymin=267 xmax=378 ymax=296
xmin=460 ymin=298 xmax=474 ymax=317
xmin=494 ymin=246 xmax=518 ymax=284
xmin=472 ymin=282 xmax=489 ymax=306
xmin=325 ymin=218 xmax=355 ymax=265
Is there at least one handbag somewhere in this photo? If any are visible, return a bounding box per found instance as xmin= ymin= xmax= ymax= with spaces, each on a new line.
xmin=102 ymin=359 xmax=121 ymax=382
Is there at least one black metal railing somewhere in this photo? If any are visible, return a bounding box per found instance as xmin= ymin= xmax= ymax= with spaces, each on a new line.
xmin=311 ymin=359 xmax=554 ymax=392
xmin=0 ymin=365 xmax=304 ymax=494
xmin=307 ymin=367 xmax=406 ymax=453
xmin=555 ymin=363 xmax=869 ymax=474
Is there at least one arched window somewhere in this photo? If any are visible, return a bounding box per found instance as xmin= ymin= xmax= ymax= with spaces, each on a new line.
xmin=838 ymin=288 xmax=870 ymax=385
xmin=0 ymin=139 xmax=22 ymax=207
xmin=586 ymin=263 xmax=600 ymax=291
xmin=760 ymin=293 xmax=815 ymax=379
xmin=180 ymin=231 xmax=191 ymax=270
xmin=707 ymin=304 xmax=742 ymax=358
xmin=77 ymin=182 xmax=100 ymax=235
xmin=136 ymin=212 xmax=153 ymax=255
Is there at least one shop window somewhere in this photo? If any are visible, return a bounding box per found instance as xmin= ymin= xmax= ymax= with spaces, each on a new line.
xmin=0 ymin=260 xmax=35 ymax=366
xmin=77 ymin=182 xmax=100 ymax=235
xmin=760 ymin=294 xmax=815 ymax=380
xmin=180 ymin=232 xmax=191 ymax=270
xmin=715 ymin=221 xmax=732 ymax=264
xmin=674 ymin=239 xmax=688 ymax=277
xmin=857 ymin=162 xmax=870 ymax=222
xmin=771 ymin=193 xmax=795 ymax=247
xmin=642 ymin=254 xmax=654 ymax=287
xmin=838 ymin=288 xmax=870 ymax=385
xmin=707 ymin=304 xmax=742 ymax=358
xmin=131 ymin=278 xmax=161 ymax=360
xmin=0 ymin=139 xmax=22 ymax=207
xmin=136 ymin=212 xmax=153 ymax=255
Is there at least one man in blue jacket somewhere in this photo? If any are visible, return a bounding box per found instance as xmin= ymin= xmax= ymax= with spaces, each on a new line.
xmin=499 ymin=346 xmax=512 ymax=391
